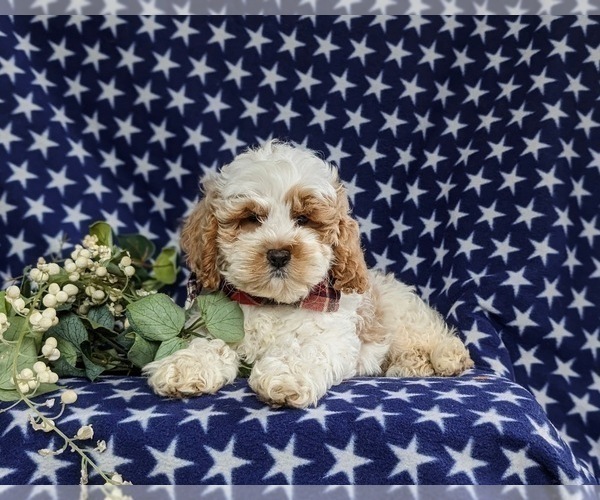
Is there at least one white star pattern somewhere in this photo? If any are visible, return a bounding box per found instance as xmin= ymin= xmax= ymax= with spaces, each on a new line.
xmin=414 ymin=405 xmax=459 ymax=432
xmin=119 ymin=406 xmax=170 ymax=432
xmin=388 ymin=436 xmax=437 ymax=482
xmin=147 ymin=438 xmax=195 ymax=483
xmin=178 ymin=405 xmax=227 ymax=433
xmin=325 ymin=436 xmax=372 ymax=484
xmin=203 ymin=437 xmax=251 ymax=484
xmin=501 ymin=446 xmax=544 ymax=483
xmin=25 ymin=439 xmax=73 ymax=484
xmin=263 ymin=435 xmax=312 ymax=483
xmin=91 ymin=437 xmax=134 ymax=477
xmin=239 ymin=405 xmax=286 ymax=432
xmin=445 ymin=439 xmax=489 ymax=483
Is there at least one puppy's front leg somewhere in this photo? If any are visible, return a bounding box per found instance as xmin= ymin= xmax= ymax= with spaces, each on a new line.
xmin=247 ymin=323 xmax=360 ymax=409
xmin=376 ymin=276 xmax=474 ymax=377
xmin=143 ymin=338 xmax=239 ymax=398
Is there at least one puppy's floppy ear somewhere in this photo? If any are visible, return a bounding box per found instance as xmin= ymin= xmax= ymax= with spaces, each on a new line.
xmin=180 ymin=175 xmax=221 ymax=290
xmin=330 ymin=182 xmax=370 ymax=294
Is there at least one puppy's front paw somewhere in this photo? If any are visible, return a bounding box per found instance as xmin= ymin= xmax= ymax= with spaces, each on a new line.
xmin=430 ymin=336 xmax=474 ymax=376
xmin=248 ymin=370 xmax=319 ymax=409
xmin=144 ymin=357 xmax=222 ymax=398
xmin=143 ymin=338 xmax=238 ymax=398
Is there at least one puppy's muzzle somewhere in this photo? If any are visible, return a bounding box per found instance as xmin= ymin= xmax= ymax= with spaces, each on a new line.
xmin=267 ymin=249 xmax=291 ymax=269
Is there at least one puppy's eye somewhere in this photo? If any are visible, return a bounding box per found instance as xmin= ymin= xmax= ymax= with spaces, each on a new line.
xmin=246 ymin=213 xmax=261 ymax=223
xmin=295 ymin=215 xmax=310 ymax=226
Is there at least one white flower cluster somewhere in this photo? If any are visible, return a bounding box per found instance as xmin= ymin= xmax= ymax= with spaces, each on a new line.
xmin=2 ymin=227 xmax=139 ymax=488
xmin=29 ymin=259 xmax=61 ymax=284
xmin=85 ymin=285 xmax=108 ymax=306
xmin=118 ymin=255 xmax=136 ymax=278
xmin=42 ymin=283 xmax=78 ymax=308
xmin=41 ymin=337 xmax=61 ymax=361
xmin=62 ymin=236 xmax=135 ymax=315
xmin=6 ymin=283 xmax=77 ymax=336
xmin=33 ymin=359 xmax=60 ymax=383
xmin=29 ymin=308 xmax=59 ymax=334
xmin=5 ymin=284 xmax=29 ymax=315
xmin=13 ymin=359 xmax=59 ymax=395
xmin=64 ymin=251 xmax=97 ymax=283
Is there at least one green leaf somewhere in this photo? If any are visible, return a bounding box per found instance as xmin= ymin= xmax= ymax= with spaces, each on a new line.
xmin=0 ymin=291 xmax=6 ymax=315
xmin=80 ymin=341 xmax=106 ymax=381
xmin=59 ymin=338 xmax=79 ymax=366
xmin=45 ymin=313 xmax=88 ymax=348
xmin=0 ymin=337 xmax=39 ymax=390
xmin=0 ymin=383 xmax=59 ymax=401
xmin=141 ymin=278 xmax=163 ymax=292
xmin=87 ymin=305 xmax=115 ymax=331
xmin=0 ymin=388 xmax=20 ymax=402
xmin=52 ymin=362 xmax=86 ymax=377
xmin=18 ymin=337 xmax=40 ymax=369
xmin=51 ymin=341 xmax=86 ymax=378
xmin=117 ymin=332 xmax=135 ymax=351
xmin=127 ymin=333 xmax=159 ymax=368
xmin=3 ymin=383 xmax=62 ymax=402
xmin=197 ymin=291 xmax=245 ymax=343
xmin=0 ymin=345 xmax=16 ymax=390
xmin=82 ymin=361 xmax=104 ymax=381
xmin=89 ymin=221 xmax=113 ymax=248
xmin=5 ymin=315 xmax=45 ymax=354
xmin=52 ymin=356 xmax=85 ymax=377
xmin=2 ymin=316 xmax=26 ymax=342
xmin=126 ymin=293 xmax=185 ymax=342
xmin=155 ymin=337 xmax=187 ymax=361
xmin=117 ymin=234 xmax=155 ymax=262
xmin=238 ymin=361 xmax=253 ymax=379
xmin=55 ymin=303 xmax=73 ymax=312
xmin=106 ymin=262 xmax=124 ymax=278
xmin=0 ymin=384 xmax=59 ymax=401
xmin=152 ymin=247 xmax=178 ymax=285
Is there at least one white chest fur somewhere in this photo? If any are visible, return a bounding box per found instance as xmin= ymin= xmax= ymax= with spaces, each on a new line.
xmin=235 ymin=292 xmax=363 ymax=371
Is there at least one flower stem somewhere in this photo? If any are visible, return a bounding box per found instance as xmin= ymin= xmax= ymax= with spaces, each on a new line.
xmin=0 ymin=397 xmax=25 ymax=414
xmin=7 ymin=286 xmax=119 ymax=485
xmin=21 ymin=396 xmax=117 ymax=484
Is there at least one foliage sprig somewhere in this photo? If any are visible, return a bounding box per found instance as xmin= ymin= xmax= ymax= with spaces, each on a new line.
xmin=0 ymin=221 xmax=245 ymax=484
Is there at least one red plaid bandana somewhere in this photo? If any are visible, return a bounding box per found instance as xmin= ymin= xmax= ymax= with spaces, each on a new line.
xmin=187 ymin=273 xmax=340 ymax=312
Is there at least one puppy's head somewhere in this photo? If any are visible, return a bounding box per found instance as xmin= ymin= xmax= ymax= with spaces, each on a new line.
xmin=181 ymin=141 xmax=369 ymax=303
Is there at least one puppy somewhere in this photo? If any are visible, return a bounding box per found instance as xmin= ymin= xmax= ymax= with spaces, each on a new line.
xmin=144 ymin=141 xmax=474 ymax=408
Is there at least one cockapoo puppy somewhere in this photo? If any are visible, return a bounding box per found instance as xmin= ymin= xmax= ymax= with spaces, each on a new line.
xmin=144 ymin=141 xmax=474 ymax=408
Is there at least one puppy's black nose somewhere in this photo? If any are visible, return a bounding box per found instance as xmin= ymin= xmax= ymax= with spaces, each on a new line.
xmin=267 ymin=249 xmax=291 ymax=269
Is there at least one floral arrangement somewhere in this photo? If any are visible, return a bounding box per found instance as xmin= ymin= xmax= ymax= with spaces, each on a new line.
xmin=0 ymin=221 xmax=244 ymax=487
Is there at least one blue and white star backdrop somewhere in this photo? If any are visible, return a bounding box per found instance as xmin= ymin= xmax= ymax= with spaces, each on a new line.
xmin=0 ymin=15 xmax=599 ymax=484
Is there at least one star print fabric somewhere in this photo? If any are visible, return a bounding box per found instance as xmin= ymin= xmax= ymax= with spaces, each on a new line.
xmin=0 ymin=15 xmax=598 ymax=484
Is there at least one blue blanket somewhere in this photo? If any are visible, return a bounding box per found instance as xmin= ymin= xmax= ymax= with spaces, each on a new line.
xmin=0 ymin=374 xmax=595 ymax=484
xmin=0 ymin=15 xmax=598 ymax=484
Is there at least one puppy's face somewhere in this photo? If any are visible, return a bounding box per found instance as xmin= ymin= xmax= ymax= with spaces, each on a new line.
xmin=181 ymin=142 xmax=369 ymax=303
xmin=216 ymin=185 xmax=338 ymax=303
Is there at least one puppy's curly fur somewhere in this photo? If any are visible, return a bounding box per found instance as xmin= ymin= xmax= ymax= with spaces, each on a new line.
xmin=144 ymin=141 xmax=474 ymax=408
